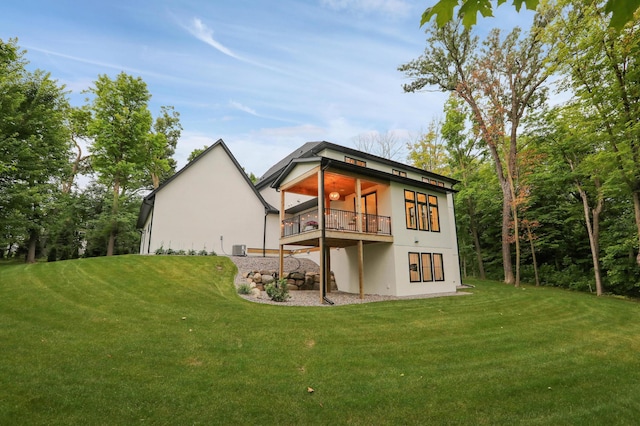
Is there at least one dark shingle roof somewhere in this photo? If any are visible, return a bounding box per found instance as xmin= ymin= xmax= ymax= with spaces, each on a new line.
xmin=255 ymin=141 xmax=323 ymax=189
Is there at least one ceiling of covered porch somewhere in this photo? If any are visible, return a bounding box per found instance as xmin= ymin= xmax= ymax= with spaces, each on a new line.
xmin=284 ymin=171 xmax=381 ymax=198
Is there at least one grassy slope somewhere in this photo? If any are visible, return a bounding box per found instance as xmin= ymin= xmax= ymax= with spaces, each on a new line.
xmin=1 ymin=255 xmax=639 ymax=425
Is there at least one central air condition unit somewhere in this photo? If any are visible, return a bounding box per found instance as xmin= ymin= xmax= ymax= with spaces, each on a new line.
xmin=232 ymin=244 xmax=247 ymax=256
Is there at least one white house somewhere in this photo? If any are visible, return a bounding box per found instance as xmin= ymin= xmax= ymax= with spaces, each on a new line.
xmin=138 ymin=139 xmax=462 ymax=301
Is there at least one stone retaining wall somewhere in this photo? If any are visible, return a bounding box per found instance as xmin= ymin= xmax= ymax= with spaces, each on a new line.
xmin=242 ymin=270 xmax=337 ymax=292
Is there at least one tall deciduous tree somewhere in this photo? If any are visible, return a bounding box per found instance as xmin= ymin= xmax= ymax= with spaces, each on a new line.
xmin=407 ymin=119 xmax=451 ymax=175
xmin=399 ymin=14 xmax=552 ymax=285
xmin=147 ymin=105 xmax=182 ymax=189
xmin=0 ymin=39 xmax=71 ymax=262
xmin=440 ymin=95 xmax=487 ymax=278
xmin=86 ymin=72 xmax=152 ymax=256
xmin=352 ymin=130 xmax=405 ymax=160
xmin=549 ymin=1 xmax=640 ymax=266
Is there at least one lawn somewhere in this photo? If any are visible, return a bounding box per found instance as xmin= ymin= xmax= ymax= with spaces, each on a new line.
xmin=0 ymin=255 xmax=639 ymax=425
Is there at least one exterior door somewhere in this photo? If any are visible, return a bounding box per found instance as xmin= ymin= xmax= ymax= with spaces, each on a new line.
xmin=361 ymin=192 xmax=377 ymax=233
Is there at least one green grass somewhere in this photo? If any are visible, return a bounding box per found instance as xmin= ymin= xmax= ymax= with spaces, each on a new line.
xmin=1 ymin=255 xmax=639 ymax=425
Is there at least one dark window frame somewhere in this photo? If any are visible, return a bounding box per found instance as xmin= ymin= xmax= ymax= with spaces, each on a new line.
xmin=421 ymin=253 xmax=433 ymax=282
xmin=408 ymin=252 xmax=421 ymax=282
xmin=433 ymin=253 xmax=445 ymax=281
xmin=405 ymin=190 xmax=417 ymax=230
xmin=416 ymin=192 xmax=429 ymax=231
xmin=428 ymin=195 xmax=440 ymax=232
xmin=345 ymin=156 xmax=366 ymax=167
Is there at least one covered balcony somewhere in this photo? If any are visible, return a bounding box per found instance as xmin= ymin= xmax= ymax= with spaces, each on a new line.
xmin=274 ymin=159 xmax=394 ymax=302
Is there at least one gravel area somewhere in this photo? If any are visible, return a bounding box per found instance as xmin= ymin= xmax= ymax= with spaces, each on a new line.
xmin=227 ymin=255 xmax=471 ymax=307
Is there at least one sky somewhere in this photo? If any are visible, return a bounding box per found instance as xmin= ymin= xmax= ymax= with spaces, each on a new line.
xmin=2 ymin=0 xmax=534 ymax=178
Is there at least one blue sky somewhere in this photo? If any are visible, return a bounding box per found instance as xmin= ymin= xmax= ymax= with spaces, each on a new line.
xmin=2 ymin=0 xmax=534 ymax=177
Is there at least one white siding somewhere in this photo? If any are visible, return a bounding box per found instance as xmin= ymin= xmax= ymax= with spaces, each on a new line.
xmin=146 ymin=143 xmax=277 ymax=254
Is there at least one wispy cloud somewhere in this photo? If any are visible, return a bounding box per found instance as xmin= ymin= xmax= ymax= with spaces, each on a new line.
xmin=186 ymin=18 xmax=242 ymax=60
xmin=229 ymin=100 xmax=258 ymax=116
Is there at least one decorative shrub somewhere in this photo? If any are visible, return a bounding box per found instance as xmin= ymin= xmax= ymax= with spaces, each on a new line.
xmin=188 ymin=249 xmax=197 ymax=256
xmin=155 ymin=246 xmax=166 ymax=255
xmin=265 ymin=278 xmax=290 ymax=302
xmin=237 ymin=283 xmax=252 ymax=295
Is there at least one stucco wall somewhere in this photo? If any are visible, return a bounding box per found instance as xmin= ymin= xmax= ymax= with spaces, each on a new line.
xmin=145 ymin=144 xmax=277 ymax=254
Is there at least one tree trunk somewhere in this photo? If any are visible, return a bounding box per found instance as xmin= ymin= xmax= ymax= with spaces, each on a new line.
xmin=468 ymin=200 xmax=486 ymax=279
xmin=26 ymin=229 xmax=38 ymax=263
xmin=525 ymin=221 xmax=540 ymax=287
xmin=107 ymin=180 xmax=120 ymax=257
xmin=633 ymin=191 xmax=640 ymax=266
xmin=500 ymin=179 xmax=515 ymax=284
xmin=471 ymin=222 xmax=485 ymax=280
xmin=577 ymin=183 xmax=603 ymax=296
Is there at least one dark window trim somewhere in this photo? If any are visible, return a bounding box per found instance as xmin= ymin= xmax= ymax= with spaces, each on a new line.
xmin=428 ymin=194 xmax=441 ymax=232
xmin=405 ymin=190 xmax=417 ymax=230
xmin=421 ymin=253 xmax=433 ymax=282
xmin=416 ymin=192 xmax=429 ymax=231
xmin=433 ymin=253 xmax=445 ymax=281
xmin=345 ymin=156 xmax=366 ymax=167
xmin=408 ymin=252 xmax=421 ymax=282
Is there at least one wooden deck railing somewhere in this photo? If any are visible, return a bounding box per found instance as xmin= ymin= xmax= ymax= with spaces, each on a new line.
xmin=282 ymin=209 xmax=391 ymax=237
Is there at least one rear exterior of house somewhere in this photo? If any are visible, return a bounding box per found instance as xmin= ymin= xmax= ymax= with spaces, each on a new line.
xmin=259 ymin=142 xmax=461 ymax=299
xmin=138 ymin=140 xmax=462 ymax=298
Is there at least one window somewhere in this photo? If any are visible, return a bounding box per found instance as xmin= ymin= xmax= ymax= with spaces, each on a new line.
xmin=408 ymin=252 xmax=421 ymax=282
xmin=433 ymin=253 xmax=444 ymax=281
xmin=428 ymin=195 xmax=440 ymax=232
xmin=421 ymin=253 xmax=433 ymax=281
xmin=393 ymin=169 xmax=407 ymax=177
xmin=405 ymin=190 xmax=416 ymax=229
xmin=409 ymin=252 xmax=445 ymax=282
xmin=345 ymin=156 xmax=366 ymax=167
xmin=417 ymin=193 xmax=429 ymax=231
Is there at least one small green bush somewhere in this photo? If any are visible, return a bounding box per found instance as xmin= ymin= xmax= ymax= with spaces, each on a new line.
xmin=155 ymin=246 xmax=166 ymax=255
xmin=188 ymin=249 xmax=197 ymax=256
xmin=265 ymin=279 xmax=290 ymax=302
xmin=237 ymin=283 xmax=253 ymax=295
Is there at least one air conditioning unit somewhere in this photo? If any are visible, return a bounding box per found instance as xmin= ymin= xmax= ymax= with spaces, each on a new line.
xmin=232 ymin=244 xmax=247 ymax=256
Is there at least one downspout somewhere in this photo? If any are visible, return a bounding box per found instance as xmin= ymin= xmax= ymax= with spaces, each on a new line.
xmin=321 ymin=160 xmax=335 ymax=304
xmin=263 ymin=208 xmax=268 ymax=257
xmin=147 ymin=208 xmax=154 ymax=255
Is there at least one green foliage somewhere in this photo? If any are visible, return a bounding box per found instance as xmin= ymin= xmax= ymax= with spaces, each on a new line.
xmin=188 ymin=145 xmax=209 ymax=162
xmin=1 ymin=256 xmax=640 ymax=424
xmin=265 ymin=278 xmax=290 ymax=302
xmin=421 ymin=0 xmax=637 ymax=30
xmin=0 ymin=38 xmax=72 ymax=263
xmin=236 ymin=283 xmax=253 ymax=295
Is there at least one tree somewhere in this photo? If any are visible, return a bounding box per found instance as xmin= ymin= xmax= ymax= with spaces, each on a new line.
xmin=0 ymin=39 xmax=71 ymax=262
xmin=548 ymin=1 xmax=640 ymax=266
xmin=421 ymin=0 xmax=639 ymax=30
xmin=406 ymin=119 xmax=451 ymax=175
xmin=188 ymin=145 xmax=209 ymax=162
xmin=86 ymin=72 xmax=152 ymax=256
xmin=352 ymin=130 xmax=404 ymax=160
xmin=147 ymin=105 xmax=182 ymax=189
xmin=399 ymin=15 xmax=552 ymax=285
xmin=440 ymin=95 xmax=487 ymax=278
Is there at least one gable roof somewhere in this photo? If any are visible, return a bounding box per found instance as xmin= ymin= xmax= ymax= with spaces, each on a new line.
xmin=255 ymin=140 xmax=459 ymax=192
xmin=136 ymin=139 xmax=278 ymax=228
xmin=255 ymin=141 xmax=323 ymax=189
